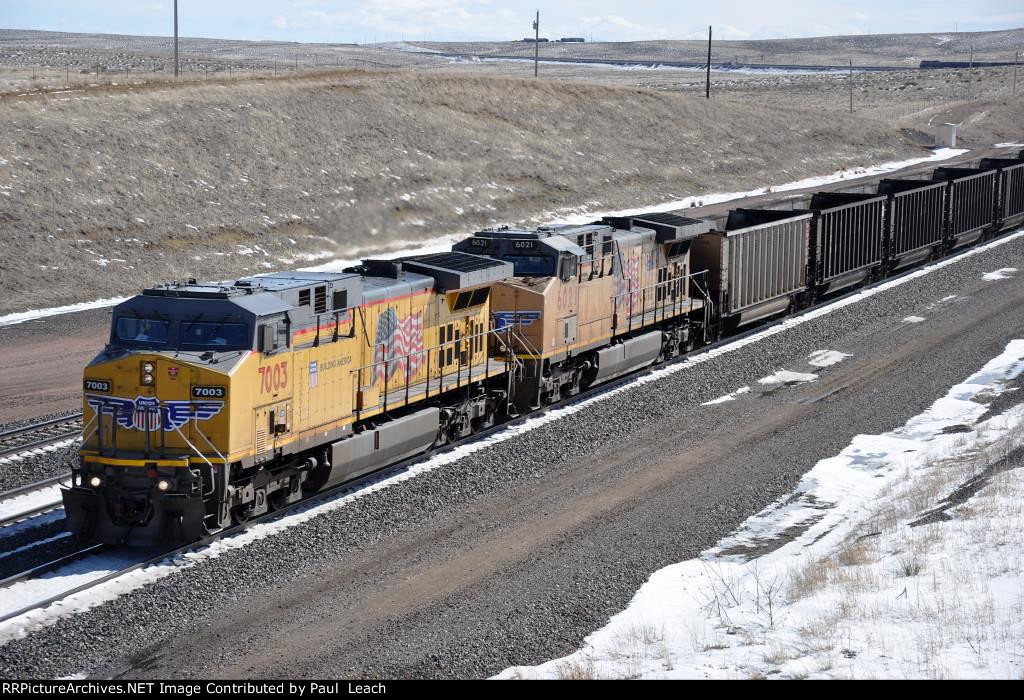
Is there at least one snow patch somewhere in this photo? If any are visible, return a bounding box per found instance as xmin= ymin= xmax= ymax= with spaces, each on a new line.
xmin=807 ymin=350 xmax=851 ymax=368
xmin=0 ymin=485 xmax=63 ymax=525
xmin=0 ymin=532 xmax=71 ymax=563
xmin=758 ymin=370 xmax=818 ymax=386
xmin=982 ymin=267 xmax=1017 ymax=281
xmin=903 ymin=315 xmax=927 ymax=323
xmin=0 ymin=298 xmax=130 ymax=328
xmin=0 ymin=437 xmax=80 ymax=465
xmin=701 ymin=387 xmax=751 ymax=406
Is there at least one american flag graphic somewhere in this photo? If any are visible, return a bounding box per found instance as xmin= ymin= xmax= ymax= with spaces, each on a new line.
xmin=615 ymin=257 xmax=642 ymax=315
xmin=373 ymin=309 xmax=425 ymax=384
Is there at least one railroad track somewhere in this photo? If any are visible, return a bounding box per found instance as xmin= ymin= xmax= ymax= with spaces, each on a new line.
xmin=0 ymin=544 xmax=113 ymax=625
xmin=0 ymin=475 xmax=67 ymax=529
xmin=0 ymin=413 xmax=83 ymax=460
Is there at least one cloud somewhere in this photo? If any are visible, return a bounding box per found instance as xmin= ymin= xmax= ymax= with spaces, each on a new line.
xmin=295 ymin=1 xmax=522 ymax=41
xmin=272 ymin=15 xmax=289 ymax=30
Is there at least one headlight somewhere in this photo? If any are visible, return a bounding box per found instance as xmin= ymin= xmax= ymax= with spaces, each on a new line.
xmin=157 ymin=479 xmax=171 ymax=492
xmin=89 ymin=475 xmax=102 ymax=488
xmin=141 ymin=373 xmax=154 ymax=385
xmin=142 ymin=362 xmax=155 ymax=373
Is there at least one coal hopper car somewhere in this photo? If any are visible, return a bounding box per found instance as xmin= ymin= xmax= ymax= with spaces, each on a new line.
xmin=876 ymin=177 xmax=947 ymax=270
xmin=979 ymin=157 xmax=1024 ymax=232
xmin=931 ymin=166 xmax=999 ymax=249
xmin=690 ymin=208 xmax=813 ymax=329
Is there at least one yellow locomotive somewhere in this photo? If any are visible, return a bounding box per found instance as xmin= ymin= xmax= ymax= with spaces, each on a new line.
xmin=65 ymin=213 xmax=712 ymax=545
xmin=65 ymin=253 xmax=515 ymax=544
xmin=456 ymin=212 xmax=712 ymax=411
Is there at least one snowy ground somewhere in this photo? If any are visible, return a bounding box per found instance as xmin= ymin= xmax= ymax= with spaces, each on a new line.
xmin=466 ymin=56 xmax=862 ymax=76
xmin=0 ymin=485 xmax=63 ymax=524
xmin=0 ymin=437 xmax=80 ymax=467
xmin=499 ymin=339 xmax=1024 ymax=680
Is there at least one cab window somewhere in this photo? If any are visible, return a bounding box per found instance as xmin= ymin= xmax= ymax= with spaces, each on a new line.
xmin=506 ymin=255 xmax=555 ymax=277
xmin=178 ymin=322 xmax=251 ymax=350
xmin=115 ymin=318 xmax=170 ymax=344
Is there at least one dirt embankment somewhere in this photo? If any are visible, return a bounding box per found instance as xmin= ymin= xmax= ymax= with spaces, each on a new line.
xmin=0 ymin=70 xmax=924 ymax=314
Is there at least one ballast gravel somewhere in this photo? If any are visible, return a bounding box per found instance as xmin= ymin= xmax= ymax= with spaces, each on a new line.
xmin=1 ymin=232 xmax=1023 ymax=679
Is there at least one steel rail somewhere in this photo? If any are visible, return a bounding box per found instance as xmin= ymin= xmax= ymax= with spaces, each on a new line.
xmin=0 ymin=413 xmax=83 ymax=461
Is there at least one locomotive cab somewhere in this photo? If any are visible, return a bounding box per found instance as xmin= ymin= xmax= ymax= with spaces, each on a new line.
xmin=64 ymin=285 xmax=274 ymax=544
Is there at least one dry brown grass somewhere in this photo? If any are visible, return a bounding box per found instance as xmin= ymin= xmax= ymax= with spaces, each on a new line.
xmin=554 ymin=656 xmax=597 ymax=680
xmin=0 ymin=66 xmax=928 ymax=314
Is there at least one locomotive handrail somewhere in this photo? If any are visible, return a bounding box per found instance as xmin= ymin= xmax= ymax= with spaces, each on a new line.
xmin=80 ymin=412 xmax=98 ymax=448
xmin=172 ymin=424 xmax=214 ymax=468
xmin=350 ymin=326 xmax=514 ymax=418
xmin=171 ymin=423 xmax=215 ymax=466
xmin=610 ymin=269 xmax=708 ymax=335
xmin=192 ymin=423 xmax=227 ymax=465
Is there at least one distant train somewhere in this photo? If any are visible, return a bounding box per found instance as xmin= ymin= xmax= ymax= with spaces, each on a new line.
xmin=63 ymin=150 xmax=1024 ymax=545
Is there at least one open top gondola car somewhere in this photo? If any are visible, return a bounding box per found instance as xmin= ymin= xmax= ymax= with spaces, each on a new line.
xmin=690 ymin=208 xmax=813 ymax=329
xmin=876 ymin=177 xmax=947 ymax=270
xmin=979 ymin=157 xmax=1024 ymax=231
xmin=931 ymin=167 xmax=998 ymax=249
xmin=806 ymin=192 xmax=887 ymax=295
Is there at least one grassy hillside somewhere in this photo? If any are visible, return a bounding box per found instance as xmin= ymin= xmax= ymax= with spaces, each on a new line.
xmin=421 ymin=28 xmax=1024 ymax=67
xmin=0 ymin=69 xmax=925 ymax=313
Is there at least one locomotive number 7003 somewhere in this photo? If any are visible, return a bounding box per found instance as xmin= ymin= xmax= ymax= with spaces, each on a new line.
xmin=258 ymin=362 xmax=288 ymax=393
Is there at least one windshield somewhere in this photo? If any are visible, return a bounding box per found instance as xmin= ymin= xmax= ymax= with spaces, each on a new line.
xmin=506 ymin=255 xmax=555 ymax=277
xmin=178 ymin=322 xmax=251 ymax=350
xmin=115 ymin=318 xmax=170 ymax=344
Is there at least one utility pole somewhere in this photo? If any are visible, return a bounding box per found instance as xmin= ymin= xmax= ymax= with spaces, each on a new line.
xmin=849 ymin=59 xmax=854 ymax=113
xmin=173 ymin=0 xmax=179 ymax=79
xmin=1014 ymin=50 xmax=1019 ymax=97
xmin=533 ymin=11 xmax=539 ymax=78
xmin=705 ymin=26 xmax=712 ymax=99
xmin=969 ymin=44 xmax=974 ymax=100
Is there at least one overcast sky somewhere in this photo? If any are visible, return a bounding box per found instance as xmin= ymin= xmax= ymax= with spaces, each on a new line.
xmin=3 ymin=1 xmax=1022 ymax=43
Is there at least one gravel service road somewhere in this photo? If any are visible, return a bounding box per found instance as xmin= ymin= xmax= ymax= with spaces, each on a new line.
xmin=0 ymin=308 xmax=108 ymax=424
xmin=2 ymin=222 xmax=1023 ymax=679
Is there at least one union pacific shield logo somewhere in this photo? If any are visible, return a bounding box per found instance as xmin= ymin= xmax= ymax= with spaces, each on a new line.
xmin=85 ymin=394 xmax=223 ymax=432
